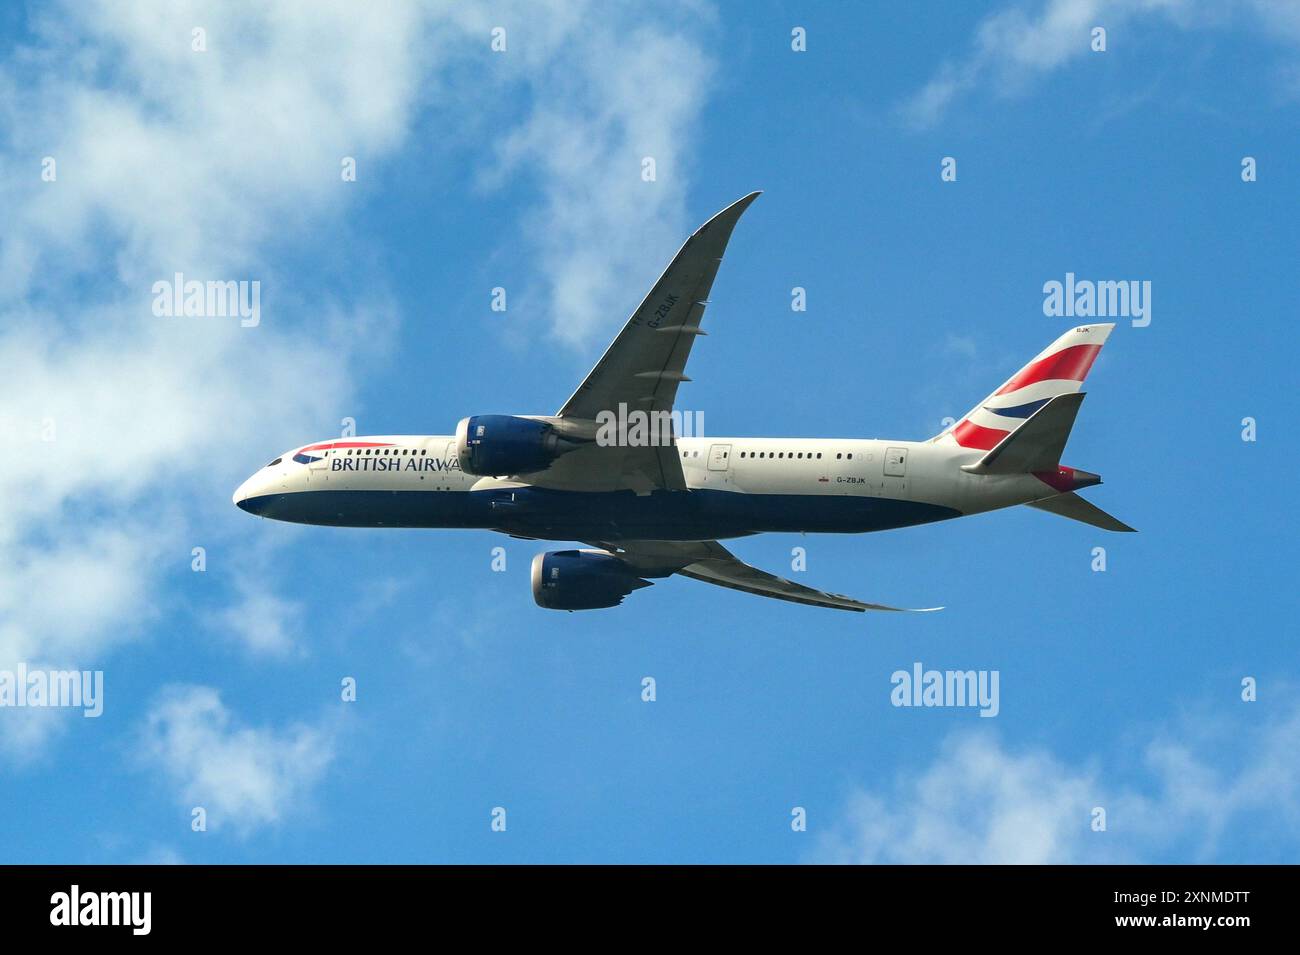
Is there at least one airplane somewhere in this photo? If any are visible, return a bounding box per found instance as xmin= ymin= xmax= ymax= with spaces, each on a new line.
xmin=233 ymin=192 xmax=1134 ymax=613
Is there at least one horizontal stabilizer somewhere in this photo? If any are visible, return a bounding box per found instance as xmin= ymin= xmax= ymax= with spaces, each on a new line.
xmin=963 ymin=392 xmax=1085 ymax=474
xmin=1025 ymin=492 xmax=1136 ymax=532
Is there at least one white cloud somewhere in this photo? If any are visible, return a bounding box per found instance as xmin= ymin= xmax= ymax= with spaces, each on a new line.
xmin=813 ymin=699 xmax=1300 ymax=863
xmin=0 ymin=1 xmax=718 ymax=760
xmin=0 ymin=2 xmax=433 ymax=759
xmin=135 ymin=844 xmax=186 ymax=865
xmin=0 ymin=523 xmax=168 ymax=761
xmin=900 ymin=0 xmax=1300 ymax=128
xmin=815 ymin=732 xmax=1099 ymax=864
xmin=484 ymin=11 xmax=717 ymax=344
xmin=217 ymin=575 xmax=304 ymax=660
xmin=139 ymin=685 xmax=337 ymax=835
xmin=0 ymin=0 xmax=436 ymax=293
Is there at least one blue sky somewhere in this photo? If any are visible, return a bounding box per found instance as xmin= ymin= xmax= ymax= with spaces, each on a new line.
xmin=1 ymin=1 xmax=1297 ymax=864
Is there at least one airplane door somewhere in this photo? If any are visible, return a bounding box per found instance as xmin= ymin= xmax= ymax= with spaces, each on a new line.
xmin=306 ymin=448 xmax=331 ymax=485
xmin=882 ymin=446 xmax=908 ymax=497
xmin=704 ymin=443 xmax=732 ymax=488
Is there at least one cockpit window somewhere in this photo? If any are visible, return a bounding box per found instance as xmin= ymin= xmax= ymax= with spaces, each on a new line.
xmin=266 ymin=457 xmax=282 ymax=467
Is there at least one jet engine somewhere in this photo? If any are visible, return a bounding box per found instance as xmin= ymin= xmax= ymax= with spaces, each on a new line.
xmin=455 ymin=415 xmax=587 ymax=477
xmin=531 ymin=550 xmax=652 ymax=611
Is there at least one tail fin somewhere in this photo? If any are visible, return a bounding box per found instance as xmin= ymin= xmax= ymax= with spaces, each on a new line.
xmin=935 ymin=323 xmax=1114 ymax=451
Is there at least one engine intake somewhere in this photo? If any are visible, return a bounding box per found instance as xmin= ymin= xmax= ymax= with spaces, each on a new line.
xmin=456 ymin=415 xmax=580 ymax=477
xmin=531 ymin=550 xmax=652 ymax=611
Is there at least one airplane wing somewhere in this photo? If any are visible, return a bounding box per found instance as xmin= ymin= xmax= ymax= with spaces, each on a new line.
xmin=538 ymin=193 xmax=761 ymax=494
xmin=587 ymin=538 xmax=943 ymax=613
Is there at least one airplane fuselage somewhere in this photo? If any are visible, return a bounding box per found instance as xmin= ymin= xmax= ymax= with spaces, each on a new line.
xmin=232 ymin=186 xmax=1127 ymax=612
xmin=234 ymin=433 xmax=1062 ymax=542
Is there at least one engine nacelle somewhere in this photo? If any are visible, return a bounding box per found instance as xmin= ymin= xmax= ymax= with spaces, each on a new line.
xmin=531 ymin=550 xmax=652 ymax=611
xmin=455 ymin=415 xmax=577 ymax=477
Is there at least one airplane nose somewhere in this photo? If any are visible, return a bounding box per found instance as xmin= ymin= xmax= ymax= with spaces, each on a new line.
xmin=232 ymin=476 xmax=257 ymax=512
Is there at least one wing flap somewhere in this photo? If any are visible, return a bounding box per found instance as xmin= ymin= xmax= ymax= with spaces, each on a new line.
xmin=591 ymin=538 xmax=942 ymax=613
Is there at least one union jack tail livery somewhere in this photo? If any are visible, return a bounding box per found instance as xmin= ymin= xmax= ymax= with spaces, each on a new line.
xmin=939 ymin=323 xmax=1113 ymax=453
xmin=931 ymin=322 xmax=1132 ymax=533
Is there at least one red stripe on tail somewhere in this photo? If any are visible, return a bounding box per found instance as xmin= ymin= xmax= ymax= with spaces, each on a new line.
xmin=994 ymin=344 xmax=1101 ymax=396
xmin=953 ymin=420 xmax=1009 ymax=450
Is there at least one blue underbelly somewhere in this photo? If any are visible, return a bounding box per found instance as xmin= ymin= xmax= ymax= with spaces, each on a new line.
xmin=239 ymin=487 xmax=960 ymax=540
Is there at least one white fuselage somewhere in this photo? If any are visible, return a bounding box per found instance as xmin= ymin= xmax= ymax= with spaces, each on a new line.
xmin=232 ymin=432 xmax=1060 ymax=542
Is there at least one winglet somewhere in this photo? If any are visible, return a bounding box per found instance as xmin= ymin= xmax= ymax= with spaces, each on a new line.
xmin=692 ymin=191 xmax=762 ymax=240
